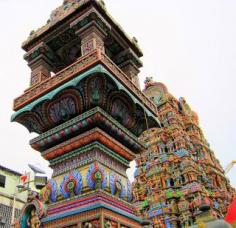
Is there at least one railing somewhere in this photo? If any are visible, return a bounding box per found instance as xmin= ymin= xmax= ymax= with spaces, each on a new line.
xmin=13 ymin=49 xmax=157 ymax=115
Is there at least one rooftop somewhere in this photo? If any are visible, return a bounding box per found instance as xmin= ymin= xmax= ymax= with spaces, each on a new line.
xmin=22 ymin=0 xmax=142 ymax=57
xmin=0 ymin=164 xmax=22 ymax=176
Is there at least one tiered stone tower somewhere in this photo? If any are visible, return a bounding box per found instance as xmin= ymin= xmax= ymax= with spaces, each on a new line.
xmin=11 ymin=1 xmax=160 ymax=227
xmin=133 ymin=78 xmax=235 ymax=227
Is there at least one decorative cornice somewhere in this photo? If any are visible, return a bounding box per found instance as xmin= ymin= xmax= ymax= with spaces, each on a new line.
xmin=12 ymin=50 xmax=158 ymax=123
xmin=50 ymin=143 xmax=128 ymax=177
xmin=30 ymin=107 xmax=145 ymax=153
xmin=43 ymin=202 xmax=141 ymax=223
xmin=48 ymin=194 xmax=133 ymax=215
xmin=22 ymin=1 xmax=142 ymax=57
xmin=49 ymin=141 xmax=129 ymax=166
xmin=42 ymin=128 xmax=135 ymax=161
xmin=13 ymin=51 xmax=99 ymax=112
xmin=41 ymin=191 xmax=142 ymax=223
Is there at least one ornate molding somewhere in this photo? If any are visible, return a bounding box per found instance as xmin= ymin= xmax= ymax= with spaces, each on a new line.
xmin=51 ymin=144 xmax=128 ymax=177
xmin=42 ymin=128 xmax=136 ymax=161
xmin=30 ymin=107 xmax=145 ymax=153
xmin=13 ymin=50 xmax=157 ymax=119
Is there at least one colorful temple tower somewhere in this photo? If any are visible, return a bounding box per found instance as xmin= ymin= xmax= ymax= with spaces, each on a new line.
xmin=133 ymin=78 xmax=235 ymax=227
xmin=11 ymin=1 xmax=160 ymax=227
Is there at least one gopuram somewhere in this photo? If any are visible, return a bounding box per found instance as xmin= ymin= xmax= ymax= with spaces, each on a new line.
xmin=11 ymin=0 xmax=234 ymax=227
xmin=11 ymin=0 xmax=159 ymax=227
xmin=132 ymin=79 xmax=235 ymax=227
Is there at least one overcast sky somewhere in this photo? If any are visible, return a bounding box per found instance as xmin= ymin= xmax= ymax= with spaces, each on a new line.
xmin=0 ymin=0 xmax=235 ymax=187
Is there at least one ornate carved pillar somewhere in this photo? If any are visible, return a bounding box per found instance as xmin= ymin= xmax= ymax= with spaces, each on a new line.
xmin=24 ymin=42 xmax=54 ymax=87
xmin=119 ymin=60 xmax=140 ymax=88
xmin=114 ymin=48 xmax=142 ymax=89
xmin=70 ymin=7 xmax=111 ymax=57
xmin=29 ymin=59 xmax=52 ymax=86
xmin=73 ymin=24 xmax=106 ymax=56
xmin=81 ymin=26 xmax=105 ymax=56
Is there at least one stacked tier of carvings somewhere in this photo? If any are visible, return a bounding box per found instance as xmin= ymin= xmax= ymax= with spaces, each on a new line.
xmin=15 ymin=161 xmax=134 ymax=228
xmin=10 ymin=0 xmax=159 ymax=223
xmin=12 ymin=74 xmax=153 ymax=226
xmin=10 ymin=1 xmax=183 ymax=227
xmin=34 ymin=119 xmax=137 ymax=209
xmin=40 ymin=127 xmax=137 ymax=162
xmin=132 ymin=78 xmax=235 ymax=227
xmin=12 ymin=62 xmax=152 ymax=227
xmin=12 ymin=73 xmax=157 ymax=137
xmin=42 ymin=208 xmax=139 ymax=228
xmin=29 ymin=106 xmax=145 ymax=157
xmin=39 ymin=162 xmax=130 ymax=203
xmin=22 ymin=0 xmax=141 ymax=57
xmin=13 ymin=49 xmax=155 ymax=114
xmin=14 ymin=112 xmax=147 ymax=227
xmin=16 ymin=0 xmax=143 ymax=105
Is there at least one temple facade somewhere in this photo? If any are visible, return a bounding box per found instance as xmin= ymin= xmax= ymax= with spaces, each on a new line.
xmin=11 ymin=0 xmax=159 ymax=227
xmin=132 ymin=78 xmax=235 ymax=227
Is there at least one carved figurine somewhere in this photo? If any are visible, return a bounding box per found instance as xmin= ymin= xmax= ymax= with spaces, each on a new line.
xmin=104 ymin=220 xmax=112 ymax=228
xmin=83 ymin=222 xmax=93 ymax=228
xmin=27 ymin=209 xmax=41 ymax=228
xmin=114 ymin=180 xmax=122 ymax=197
xmin=94 ymin=170 xmax=102 ymax=190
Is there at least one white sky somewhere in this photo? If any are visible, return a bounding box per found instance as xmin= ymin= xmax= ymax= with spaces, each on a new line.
xmin=0 ymin=0 xmax=235 ymax=188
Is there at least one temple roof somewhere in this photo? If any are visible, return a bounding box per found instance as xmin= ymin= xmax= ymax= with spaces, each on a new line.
xmin=22 ymin=0 xmax=142 ymax=57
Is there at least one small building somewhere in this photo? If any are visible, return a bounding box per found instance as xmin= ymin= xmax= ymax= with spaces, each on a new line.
xmin=0 ymin=165 xmax=25 ymax=227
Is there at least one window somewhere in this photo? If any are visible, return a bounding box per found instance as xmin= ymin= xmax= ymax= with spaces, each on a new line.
xmin=0 ymin=174 xmax=6 ymax=188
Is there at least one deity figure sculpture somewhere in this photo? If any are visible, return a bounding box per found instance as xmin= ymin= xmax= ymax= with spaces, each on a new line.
xmin=115 ymin=181 xmax=122 ymax=197
xmin=179 ymin=97 xmax=191 ymax=115
xmin=94 ymin=170 xmax=102 ymax=190
xmin=171 ymin=199 xmax=178 ymax=214
xmin=27 ymin=209 xmax=41 ymax=228
xmin=83 ymin=222 xmax=93 ymax=228
xmin=104 ymin=220 xmax=112 ymax=228
xmin=90 ymin=78 xmax=101 ymax=104
xmin=144 ymin=77 xmax=154 ymax=85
